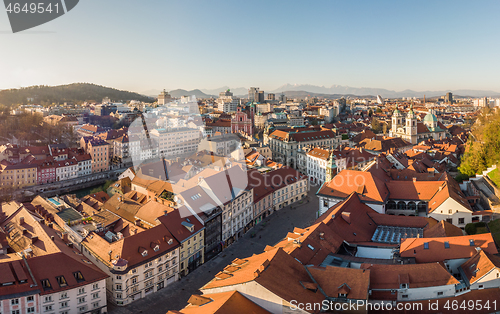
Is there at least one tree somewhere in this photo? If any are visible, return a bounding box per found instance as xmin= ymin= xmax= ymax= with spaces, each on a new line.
xmin=368 ymin=109 xmax=373 ymax=117
xmin=458 ymin=108 xmax=500 ymax=176
xmin=371 ymin=118 xmax=383 ymax=134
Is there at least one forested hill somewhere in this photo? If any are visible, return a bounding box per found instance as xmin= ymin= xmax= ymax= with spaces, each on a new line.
xmin=459 ymin=107 xmax=500 ymax=176
xmin=0 ymin=83 xmax=153 ymax=106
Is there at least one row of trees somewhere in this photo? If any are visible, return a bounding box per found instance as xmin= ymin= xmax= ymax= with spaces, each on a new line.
xmin=458 ymin=107 xmax=500 ymax=176
xmin=0 ymin=112 xmax=78 ymax=147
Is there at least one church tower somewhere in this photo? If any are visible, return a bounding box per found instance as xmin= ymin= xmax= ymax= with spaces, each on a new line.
xmin=405 ymin=103 xmax=417 ymax=143
xmin=325 ymin=150 xmax=336 ymax=182
xmin=391 ymin=106 xmax=402 ymax=134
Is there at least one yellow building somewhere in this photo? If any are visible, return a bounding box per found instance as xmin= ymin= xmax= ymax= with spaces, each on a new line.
xmin=157 ymin=207 xmax=205 ymax=277
xmin=0 ymin=163 xmax=37 ymax=188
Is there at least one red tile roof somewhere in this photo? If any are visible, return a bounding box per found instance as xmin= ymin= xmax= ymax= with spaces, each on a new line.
xmin=400 ymin=234 xmax=498 ymax=263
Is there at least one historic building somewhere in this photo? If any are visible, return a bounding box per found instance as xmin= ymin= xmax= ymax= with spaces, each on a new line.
xmin=389 ymin=105 xmax=448 ymax=144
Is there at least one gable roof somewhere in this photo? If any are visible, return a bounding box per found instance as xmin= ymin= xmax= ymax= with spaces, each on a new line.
xmin=400 ymin=234 xmax=498 ymax=263
xmin=173 ymin=291 xmax=271 ymax=314
xmin=307 ymin=265 xmax=370 ymax=300
xmin=460 ymin=250 xmax=500 ymax=285
xmin=361 ymin=262 xmax=459 ymax=290
xmin=423 ymin=220 xmax=464 ymax=238
xmin=317 ymin=170 xmax=389 ymax=203
xmin=201 ymin=248 xmax=324 ymax=312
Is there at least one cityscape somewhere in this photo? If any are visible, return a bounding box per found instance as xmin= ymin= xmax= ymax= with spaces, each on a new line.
xmin=2 ymin=1 xmax=500 ymax=314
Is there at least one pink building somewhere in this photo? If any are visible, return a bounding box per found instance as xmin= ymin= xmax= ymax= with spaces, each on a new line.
xmin=81 ymin=137 xmax=110 ymax=173
xmin=231 ymin=107 xmax=254 ymax=134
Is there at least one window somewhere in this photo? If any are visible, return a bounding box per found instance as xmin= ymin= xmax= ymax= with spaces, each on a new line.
xmin=437 ymin=292 xmax=443 ymax=296
xmin=132 ymin=277 xmax=137 ymax=284
xmin=41 ymin=279 xmax=52 ymax=290
xmin=92 ymin=292 xmax=99 ymax=299
xmin=400 ymin=283 xmax=408 ymax=289
xmin=27 ymin=296 xmax=34 ymax=302
xmin=60 ymin=292 xmax=68 ymax=299
xmin=56 ymin=276 xmax=67 ymax=287
xmin=401 ymin=295 xmax=408 ymax=299
xmin=11 ymin=299 xmax=19 ymax=305
xmin=44 ymin=305 xmax=53 ymax=312
xmin=60 ymin=301 xmax=68 ymax=308
xmin=92 ymin=283 xmax=99 ymax=290
xmin=12 ymin=311 xmax=20 ymax=314
xmin=78 ymin=287 xmax=85 ymax=294
xmin=479 ymin=285 xmax=484 ymax=289
xmin=116 ymin=275 xmax=122 ymax=280
xmin=115 ymin=284 xmax=122 ymax=291
xmin=459 ymin=218 xmax=465 ymax=224
xmin=92 ymin=301 xmax=100 ymax=308
xmin=78 ymin=297 xmax=86 ymax=304
xmin=27 ymin=307 xmax=35 ymax=313
xmin=116 ymin=293 xmax=122 ymax=299
xmin=73 ymin=271 xmax=85 ymax=282
xmin=444 ymin=242 xmax=450 ymax=249
xmin=423 ymin=242 xmax=429 ymax=250
xmin=470 ymin=239 xmax=475 ymax=246
xmin=44 ymin=296 xmax=52 ymax=303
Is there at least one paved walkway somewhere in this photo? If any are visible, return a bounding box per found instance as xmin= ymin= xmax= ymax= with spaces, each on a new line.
xmin=108 ymin=189 xmax=319 ymax=314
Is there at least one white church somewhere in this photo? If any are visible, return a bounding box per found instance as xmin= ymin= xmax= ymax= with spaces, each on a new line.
xmin=389 ymin=105 xmax=448 ymax=144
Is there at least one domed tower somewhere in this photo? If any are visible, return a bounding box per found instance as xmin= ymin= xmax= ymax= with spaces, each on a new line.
xmin=423 ymin=110 xmax=438 ymax=131
xmin=406 ymin=104 xmax=417 ymax=140
xmin=391 ymin=106 xmax=402 ymax=134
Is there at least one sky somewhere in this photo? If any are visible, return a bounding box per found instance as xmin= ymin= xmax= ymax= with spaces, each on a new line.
xmin=0 ymin=0 xmax=499 ymax=94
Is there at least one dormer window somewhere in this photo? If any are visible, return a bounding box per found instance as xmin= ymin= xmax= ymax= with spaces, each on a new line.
xmin=168 ymin=239 xmax=173 ymax=245
xmin=73 ymin=271 xmax=85 ymax=283
xmin=153 ymin=245 xmax=159 ymax=252
xmin=339 ymin=293 xmax=347 ymax=298
xmin=41 ymin=279 xmax=52 ymax=290
xmin=400 ymin=283 xmax=408 ymax=289
xmin=56 ymin=276 xmax=67 ymax=287
xmin=423 ymin=242 xmax=429 ymax=250
xmin=469 ymin=239 xmax=475 ymax=246
xmin=142 ymin=250 xmax=148 ymax=257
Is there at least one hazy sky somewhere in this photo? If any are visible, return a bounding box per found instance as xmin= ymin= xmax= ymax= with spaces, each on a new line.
xmin=0 ymin=0 xmax=499 ymax=93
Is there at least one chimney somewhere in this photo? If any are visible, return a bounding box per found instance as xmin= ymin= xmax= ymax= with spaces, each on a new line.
xmin=31 ymin=236 xmax=38 ymax=244
xmin=62 ymin=233 xmax=69 ymax=242
xmin=412 ymin=177 xmax=417 ymax=182
xmin=50 ymin=236 xmax=55 ymax=241
xmin=19 ymin=217 xmax=25 ymax=225
xmin=48 ymin=222 xmax=53 ymax=229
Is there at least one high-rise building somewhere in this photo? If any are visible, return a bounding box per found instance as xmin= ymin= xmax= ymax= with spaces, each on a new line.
xmin=248 ymin=87 xmax=259 ymax=101
xmin=445 ymin=92 xmax=453 ymax=104
xmin=158 ymin=89 xmax=172 ymax=105
xmin=257 ymin=91 xmax=265 ymax=103
xmin=217 ymin=89 xmax=239 ymax=113
xmin=267 ymin=93 xmax=275 ymax=101
xmin=279 ymin=93 xmax=286 ymax=103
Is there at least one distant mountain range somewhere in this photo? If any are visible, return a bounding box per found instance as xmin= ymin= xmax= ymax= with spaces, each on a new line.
xmin=144 ymin=84 xmax=500 ymax=99
xmin=269 ymin=84 xmax=500 ymax=98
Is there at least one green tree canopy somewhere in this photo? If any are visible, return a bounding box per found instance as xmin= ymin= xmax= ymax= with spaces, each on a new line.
xmin=458 ymin=108 xmax=500 ymax=176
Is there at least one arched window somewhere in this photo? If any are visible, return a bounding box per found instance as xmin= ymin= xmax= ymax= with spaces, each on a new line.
xmin=417 ymin=202 xmax=427 ymax=212
xmin=397 ymin=201 xmax=406 ymax=210
xmin=407 ymin=201 xmax=416 ymax=211
xmin=386 ymin=200 xmax=396 ymax=210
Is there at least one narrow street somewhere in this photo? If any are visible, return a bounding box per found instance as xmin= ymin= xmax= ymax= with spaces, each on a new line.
xmin=108 ymin=188 xmax=319 ymax=314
